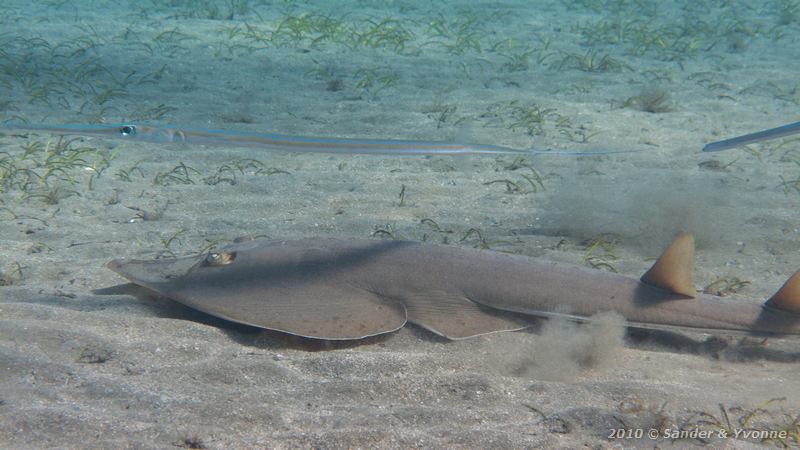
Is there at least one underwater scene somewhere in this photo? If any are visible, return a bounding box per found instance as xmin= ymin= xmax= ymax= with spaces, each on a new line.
xmin=1 ymin=0 xmax=799 ymax=447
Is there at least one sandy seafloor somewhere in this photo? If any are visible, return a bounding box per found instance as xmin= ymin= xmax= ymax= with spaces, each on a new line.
xmin=1 ymin=0 xmax=799 ymax=448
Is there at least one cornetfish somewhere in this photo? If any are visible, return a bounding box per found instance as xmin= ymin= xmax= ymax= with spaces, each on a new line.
xmin=703 ymin=120 xmax=800 ymax=152
xmin=107 ymin=232 xmax=800 ymax=340
xmin=0 ymin=123 xmax=636 ymax=157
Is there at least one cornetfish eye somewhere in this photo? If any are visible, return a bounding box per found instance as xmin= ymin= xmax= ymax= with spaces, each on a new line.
xmin=119 ymin=125 xmax=136 ymax=137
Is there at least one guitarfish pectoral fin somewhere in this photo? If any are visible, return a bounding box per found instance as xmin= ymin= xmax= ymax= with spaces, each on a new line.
xmin=202 ymin=284 xmax=410 ymax=340
xmin=107 ymin=256 xmax=409 ymax=340
xmin=400 ymin=290 xmax=529 ymax=339
xmin=640 ymin=231 xmax=696 ymax=298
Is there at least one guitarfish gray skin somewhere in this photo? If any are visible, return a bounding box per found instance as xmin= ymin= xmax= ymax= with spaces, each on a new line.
xmin=107 ymin=233 xmax=800 ymax=340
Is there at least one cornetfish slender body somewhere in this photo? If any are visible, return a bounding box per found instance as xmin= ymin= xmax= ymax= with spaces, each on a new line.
xmin=0 ymin=123 xmax=635 ymax=157
xmin=107 ymin=232 xmax=800 ymax=340
xmin=703 ymin=120 xmax=800 ymax=152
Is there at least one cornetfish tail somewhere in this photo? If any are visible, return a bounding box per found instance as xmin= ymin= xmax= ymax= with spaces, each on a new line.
xmin=526 ymin=148 xmax=643 ymax=157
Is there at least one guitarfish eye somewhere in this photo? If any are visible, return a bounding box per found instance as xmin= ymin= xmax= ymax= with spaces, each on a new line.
xmin=204 ymin=251 xmax=236 ymax=266
xmin=119 ymin=125 xmax=136 ymax=136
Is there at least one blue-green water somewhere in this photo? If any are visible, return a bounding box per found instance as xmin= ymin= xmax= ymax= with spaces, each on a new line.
xmin=1 ymin=1 xmax=799 ymax=448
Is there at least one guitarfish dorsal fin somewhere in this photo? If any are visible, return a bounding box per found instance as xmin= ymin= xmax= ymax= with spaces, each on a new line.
xmin=765 ymin=271 xmax=800 ymax=313
xmin=640 ymin=232 xmax=696 ymax=298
